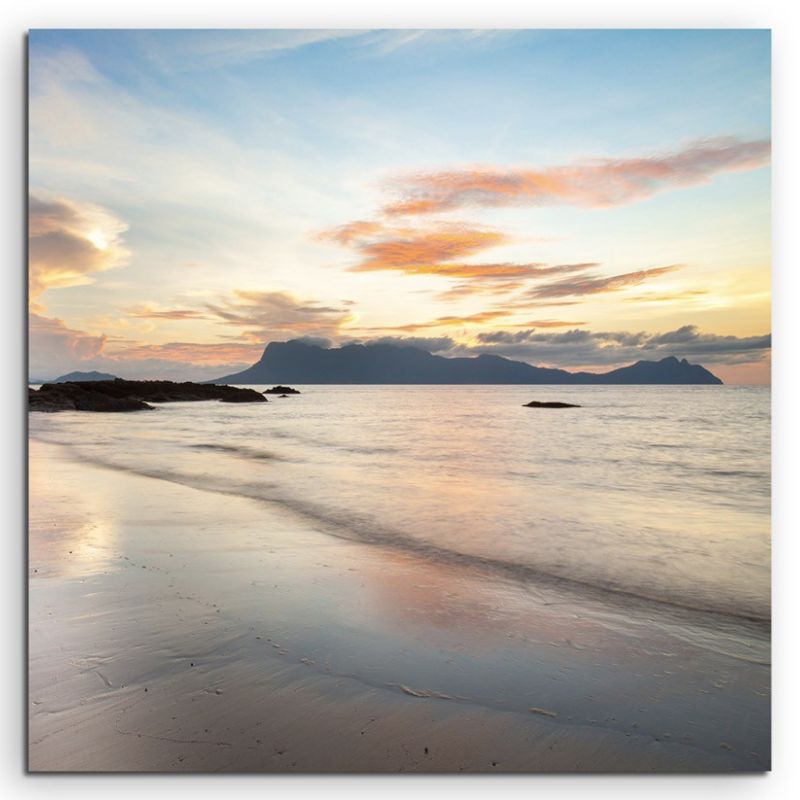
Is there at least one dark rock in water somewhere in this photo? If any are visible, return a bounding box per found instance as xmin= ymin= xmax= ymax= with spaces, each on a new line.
xmin=28 ymin=386 xmax=152 ymax=413
xmin=523 ymin=400 xmax=581 ymax=408
xmin=262 ymin=385 xmax=301 ymax=394
xmin=28 ymin=379 xmax=266 ymax=413
xmin=220 ymin=392 xmax=268 ymax=403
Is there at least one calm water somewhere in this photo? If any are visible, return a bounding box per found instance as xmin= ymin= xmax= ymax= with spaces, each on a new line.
xmin=29 ymin=384 xmax=771 ymax=623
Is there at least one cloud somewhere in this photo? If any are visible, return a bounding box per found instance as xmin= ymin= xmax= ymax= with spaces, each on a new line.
xmin=28 ymin=312 xmax=108 ymax=378
xmin=106 ymin=340 xmax=263 ymax=366
xmin=125 ymin=306 xmax=211 ymax=321
xmin=135 ymin=30 xmax=449 ymax=73
xmin=355 ymin=310 xmax=512 ymax=334
xmin=510 ymin=319 xmax=587 ymax=328
xmin=322 ymin=220 xmax=508 ymax=274
xmin=29 ymin=193 xmax=130 ymax=307
xmin=364 ymin=313 xmax=586 ymax=334
xmin=205 ymin=290 xmax=355 ymax=343
xmin=623 ymin=289 xmax=709 ymax=304
xmin=28 ymin=310 xmax=260 ymax=380
xmin=28 ymin=280 xmax=361 ymax=379
xmin=351 ymin=336 xmax=458 ymax=353
xmin=646 ymin=326 xmax=772 ymax=358
xmin=321 ymin=219 xmax=672 ymax=305
xmin=320 ymin=219 xmax=595 ymax=298
xmin=355 ymin=29 xmax=510 ymax=57
xmin=292 ymin=335 xmax=334 ymax=348
xmin=383 ymin=137 xmax=771 ymax=215
xmin=147 ymin=30 xmax=366 ymax=69
xmin=527 ymin=265 xmax=680 ymax=298
xmin=470 ymin=325 xmax=771 ymax=368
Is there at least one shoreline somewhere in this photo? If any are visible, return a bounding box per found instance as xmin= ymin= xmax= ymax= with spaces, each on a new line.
xmin=28 ymin=438 xmax=770 ymax=772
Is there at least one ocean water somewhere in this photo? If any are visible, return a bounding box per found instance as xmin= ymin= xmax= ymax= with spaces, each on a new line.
xmin=29 ymin=384 xmax=770 ymax=623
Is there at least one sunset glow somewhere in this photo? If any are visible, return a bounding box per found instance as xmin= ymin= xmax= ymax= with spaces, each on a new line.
xmin=28 ymin=29 xmax=771 ymax=382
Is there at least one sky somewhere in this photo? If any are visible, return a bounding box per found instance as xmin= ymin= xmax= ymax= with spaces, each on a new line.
xmin=28 ymin=29 xmax=771 ymax=383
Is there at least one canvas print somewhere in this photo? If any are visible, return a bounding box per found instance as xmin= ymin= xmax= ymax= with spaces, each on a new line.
xmin=27 ymin=29 xmax=771 ymax=773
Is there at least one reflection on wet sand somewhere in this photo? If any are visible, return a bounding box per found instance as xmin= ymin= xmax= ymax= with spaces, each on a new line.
xmin=29 ymin=450 xmax=120 ymax=579
xmin=29 ymin=438 xmax=769 ymax=771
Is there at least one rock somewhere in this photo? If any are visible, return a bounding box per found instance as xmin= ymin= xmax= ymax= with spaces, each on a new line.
xmin=29 ymin=379 xmax=267 ymax=413
xmin=220 ymin=392 xmax=268 ymax=403
xmin=523 ymin=401 xmax=581 ymax=408
xmin=262 ymin=386 xmax=300 ymax=394
xmin=28 ymin=385 xmax=153 ymax=413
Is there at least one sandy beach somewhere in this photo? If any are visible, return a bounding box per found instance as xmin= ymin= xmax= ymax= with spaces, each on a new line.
xmin=28 ymin=435 xmax=769 ymax=772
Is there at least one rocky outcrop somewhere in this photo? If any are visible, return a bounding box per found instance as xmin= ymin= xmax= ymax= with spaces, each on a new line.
xmin=523 ymin=401 xmax=581 ymax=408
xmin=29 ymin=379 xmax=267 ymax=413
xmin=262 ymin=386 xmax=301 ymax=394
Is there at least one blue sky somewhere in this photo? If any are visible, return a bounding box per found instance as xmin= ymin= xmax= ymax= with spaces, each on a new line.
xmin=28 ymin=29 xmax=771 ymax=381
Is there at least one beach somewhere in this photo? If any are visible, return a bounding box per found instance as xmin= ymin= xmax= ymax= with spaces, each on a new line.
xmin=28 ymin=386 xmax=771 ymax=772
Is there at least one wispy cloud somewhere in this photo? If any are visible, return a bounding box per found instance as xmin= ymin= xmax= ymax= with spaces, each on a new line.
xmin=125 ymin=306 xmax=211 ymax=321
xmin=354 ymin=310 xmax=511 ymax=333
xmin=138 ymin=30 xmax=369 ymax=72
xmin=383 ymin=138 xmax=770 ymax=216
xmin=355 ymin=29 xmax=511 ymax=57
xmin=205 ymin=289 xmax=355 ymax=343
xmin=141 ymin=29 xmax=502 ymax=71
xmin=527 ymin=265 xmax=680 ymax=298
xmin=622 ymin=289 xmax=709 ymax=304
xmin=354 ymin=311 xmax=584 ymax=334
xmin=320 ymin=218 xmax=682 ymax=306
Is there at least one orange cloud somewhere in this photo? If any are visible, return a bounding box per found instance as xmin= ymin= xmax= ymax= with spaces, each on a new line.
xmin=383 ymin=138 xmax=770 ymax=215
xmin=125 ymin=306 xmax=211 ymax=320
xmin=322 ymin=220 xmax=508 ymax=274
xmin=321 ymin=219 xmax=385 ymax=246
xmin=355 ymin=311 xmax=584 ymax=334
xmin=319 ymin=220 xmax=594 ymax=292
xmin=511 ymin=319 xmax=586 ymax=328
xmin=394 ymin=310 xmax=512 ymax=331
xmin=29 ymin=194 xmax=129 ymax=307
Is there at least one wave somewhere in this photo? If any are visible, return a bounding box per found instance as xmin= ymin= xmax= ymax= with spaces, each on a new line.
xmin=266 ymin=428 xmax=399 ymax=456
xmin=47 ymin=438 xmax=770 ymax=628
xmin=190 ymin=443 xmax=288 ymax=462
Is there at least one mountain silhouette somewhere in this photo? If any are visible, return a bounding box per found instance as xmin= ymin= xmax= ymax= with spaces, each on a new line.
xmin=51 ymin=370 xmax=119 ymax=383
xmin=211 ymin=340 xmax=723 ymax=385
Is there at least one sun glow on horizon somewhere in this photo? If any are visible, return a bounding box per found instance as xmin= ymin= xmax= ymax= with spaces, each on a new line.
xmin=27 ymin=29 xmax=771 ymax=384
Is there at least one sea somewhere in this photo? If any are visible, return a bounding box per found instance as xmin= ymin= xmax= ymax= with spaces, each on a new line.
xmin=29 ymin=384 xmax=770 ymax=621
xmin=28 ymin=383 xmax=772 ymax=769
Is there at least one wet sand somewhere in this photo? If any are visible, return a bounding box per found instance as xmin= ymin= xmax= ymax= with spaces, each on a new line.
xmin=28 ymin=439 xmax=769 ymax=772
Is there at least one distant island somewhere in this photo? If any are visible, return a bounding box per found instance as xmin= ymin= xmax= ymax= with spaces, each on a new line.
xmin=51 ymin=370 xmax=119 ymax=383
xmin=211 ymin=340 xmax=723 ymax=385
